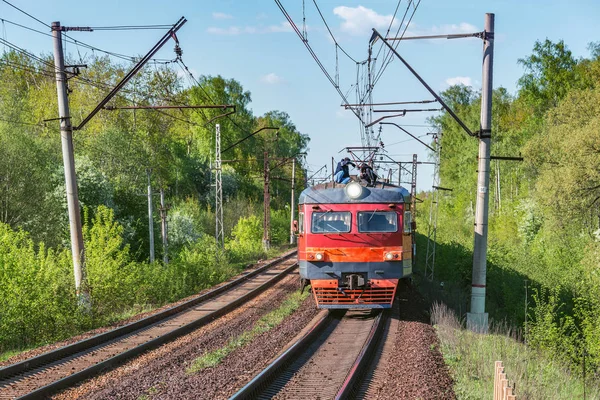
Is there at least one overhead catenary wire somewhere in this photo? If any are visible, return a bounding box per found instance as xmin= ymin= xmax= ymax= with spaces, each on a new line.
xmin=371 ymin=1 xmax=412 ymax=87
xmin=359 ymin=0 xmax=422 ymax=107
xmin=0 ymin=59 xmax=56 ymax=79
xmin=372 ymin=0 xmax=422 ymax=88
xmin=0 ymin=37 xmax=56 ymax=70
xmin=1 ymin=0 xmax=50 ymax=28
xmin=273 ymin=0 xmax=364 ymax=124
xmin=0 ymin=15 xmax=174 ymax=65
xmin=311 ymin=0 xmax=357 ymax=64
xmin=0 ymin=17 xmax=138 ymax=62
xmin=176 ymin=57 xmax=262 ymax=142
xmin=372 ymin=0 xmax=403 ymax=65
xmin=0 ymin=116 xmax=45 ymax=127
xmin=0 ymin=10 xmax=197 ymax=129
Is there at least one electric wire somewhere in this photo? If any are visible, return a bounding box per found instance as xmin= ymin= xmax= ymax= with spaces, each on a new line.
xmin=0 ymin=37 xmax=58 ymax=74
xmin=0 ymin=17 xmax=138 ymax=62
xmin=0 ymin=59 xmax=55 ymax=79
xmin=311 ymin=0 xmax=357 ymax=63
xmin=1 ymin=0 xmax=50 ymax=28
xmin=372 ymin=2 xmax=412 ymax=86
xmin=372 ymin=0 xmax=422 ymax=88
xmin=177 ymin=57 xmax=258 ymax=139
xmin=0 ymin=2 xmax=166 ymax=71
xmin=0 ymin=14 xmax=190 ymax=130
xmin=372 ymin=0 xmax=403 ymax=71
xmin=273 ymin=0 xmax=364 ymax=124
xmin=0 ymin=116 xmax=45 ymax=127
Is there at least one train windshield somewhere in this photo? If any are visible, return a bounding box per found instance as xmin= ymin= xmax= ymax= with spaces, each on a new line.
xmin=311 ymin=211 xmax=351 ymax=233
xmin=358 ymin=211 xmax=398 ymax=233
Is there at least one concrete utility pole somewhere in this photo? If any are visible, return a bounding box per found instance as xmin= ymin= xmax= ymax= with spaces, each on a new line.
xmin=160 ymin=188 xmax=168 ymax=264
xmin=468 ymin=13 xmax=495 ymax=331
xmin=215 ymin=124 xmax=224 ymax=248
xmin=289 ymin=157 xmax=296 ymax=245
xmin=52 ymin=21 xmax=87 ymax=300
xmin=147 ymin=169 xmax=155 ymax=262
xmin=263 ymin=152 xmax=271 ymax=251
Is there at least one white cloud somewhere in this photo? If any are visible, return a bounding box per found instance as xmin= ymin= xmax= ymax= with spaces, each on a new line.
xmin=445 ymin=76 xmax=472 ymax=87
xmin=212 ymin=12 xmax=233 ymax=20
xmin=207 ymin=21 xmax=292 ymax=35
xmin=431 ymin=23 xmax=478 ymax=35
xmin=207 ymin=26 xmax=244 ymax=35
xmin=333 ymin=6 xmax=397 ymax=36
xmin=260 ymin=73 xmax=284 ymax=85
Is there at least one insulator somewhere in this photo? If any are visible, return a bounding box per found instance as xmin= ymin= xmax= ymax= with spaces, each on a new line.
xmin=174 ymin=44 xmax=183 ymax=57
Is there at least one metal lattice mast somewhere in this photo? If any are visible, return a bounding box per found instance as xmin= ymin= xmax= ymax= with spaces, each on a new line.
xmin=215 ymin=124 xmax=224 ymax=247
xmin=411 ymin=154 xmax=418 ymax=214
xmin=425 ymin=134 xmax=442 ymax=281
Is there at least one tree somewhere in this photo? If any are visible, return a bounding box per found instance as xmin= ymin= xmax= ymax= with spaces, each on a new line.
xmin=517 ymin=39 xmax=579 ymax=118
xmin=523 ymin=86 xmax=600 ymax=231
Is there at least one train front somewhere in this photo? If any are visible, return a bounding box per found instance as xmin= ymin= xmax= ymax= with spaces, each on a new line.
xmin=297 ymin=181 xmax=413 ymax=309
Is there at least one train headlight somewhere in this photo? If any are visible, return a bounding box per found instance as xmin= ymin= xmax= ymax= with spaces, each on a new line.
xmin=315 ymin=252 xmax=324 ymax=261
xmin=345 ymin=182 xmax=363 ymax=199
xmin=385 ymin=252 xmax=394 ymax=261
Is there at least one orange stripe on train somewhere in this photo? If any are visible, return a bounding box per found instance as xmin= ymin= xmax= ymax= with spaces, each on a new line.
xmin=300 ymin=246 xmax=409 ymax=262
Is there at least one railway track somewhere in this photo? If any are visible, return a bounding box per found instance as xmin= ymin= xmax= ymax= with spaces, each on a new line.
xmin=231 ymin=307 xmax=388 ymax=400
xmin=0 ymin=252 xmax=297 ymax=400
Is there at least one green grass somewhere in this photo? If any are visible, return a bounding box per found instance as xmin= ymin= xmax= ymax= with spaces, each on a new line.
xmin=0 ymin=348 xmax=33 ymax=363
xmin=186 ymin=290 xmax=309 ymax=374
xmin=432 ymin=302 xmax=600 ymax=399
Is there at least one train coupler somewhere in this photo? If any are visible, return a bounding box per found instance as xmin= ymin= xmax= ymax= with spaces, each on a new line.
xmin=342 ymin=273 xmax=367 ymax=290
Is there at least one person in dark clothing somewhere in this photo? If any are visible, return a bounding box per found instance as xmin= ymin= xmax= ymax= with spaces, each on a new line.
xmin=359 ymin=163 xmax=378 ymax=186
xmin=334 ymin=157 xmax=355 ymax=184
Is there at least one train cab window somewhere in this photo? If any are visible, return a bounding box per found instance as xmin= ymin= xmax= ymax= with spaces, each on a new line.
xmin=298 ymin=212 xmax=305 ymax=234
xmin=311 ymin=211 xmax=351 ymax=233
xmin=358 ymin=211 xmax=398 ymax=233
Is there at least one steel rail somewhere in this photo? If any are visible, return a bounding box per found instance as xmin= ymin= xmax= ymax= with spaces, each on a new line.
xmin=1 ymin=251 xmax=297 ymax=398
xmin=334 ymin=310 xmax=387 ymax=399
xmin=14 ymin=258 xmax=298 ymax=399
xmin=229 ymin=311 xmax=333 ymax=400
xmin=230 ymin=309 xmax=387 ymax=400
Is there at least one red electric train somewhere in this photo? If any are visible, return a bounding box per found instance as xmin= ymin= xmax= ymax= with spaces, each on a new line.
xmin=296 ymin=180 xmax=413 ymax=309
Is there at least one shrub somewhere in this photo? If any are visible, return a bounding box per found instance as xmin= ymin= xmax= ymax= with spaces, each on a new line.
xmin=270 ymin=208 xmax=291 ymax=246
xmin=226 ymin=214 xmax=265 ymax=262
xmin=0 ymin=222 xmax=76 ymax=351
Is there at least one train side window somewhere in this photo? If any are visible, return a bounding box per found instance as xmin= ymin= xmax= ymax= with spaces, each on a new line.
xmin=358 ymin=211 xmax=398 ymax=233
xmin=404 ymin=211 xmax=412 ymax=234
xmin=311 ymin=211 xmax=351 ymax=233
xmin=299 ymin=212 xmax=304 ymax=234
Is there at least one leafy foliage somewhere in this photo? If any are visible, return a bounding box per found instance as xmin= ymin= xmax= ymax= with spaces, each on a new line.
xmin=420 ymin=39 xmax=600 ymax=375
xmin=0 ymin=49 xmax=307 ymax=356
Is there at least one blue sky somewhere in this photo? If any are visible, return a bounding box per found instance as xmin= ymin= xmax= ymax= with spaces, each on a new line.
xmin=3 ymin=0 xmax=599 ymax=190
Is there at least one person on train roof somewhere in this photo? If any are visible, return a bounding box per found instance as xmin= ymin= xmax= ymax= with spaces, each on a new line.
xmin=359 ymin=163 xmax=377 ymax=187
xmin=334 ymin=157 xmax=355 ymax=184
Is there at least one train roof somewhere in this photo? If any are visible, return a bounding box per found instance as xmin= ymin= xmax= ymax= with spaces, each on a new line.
xmin=299 ymin=180 xmax=410 ymax=204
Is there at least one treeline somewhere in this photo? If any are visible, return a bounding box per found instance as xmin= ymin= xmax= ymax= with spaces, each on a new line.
xmin=423 ymin=39 xmax=600 ymax=374
xmin=0 ymin=50 xmax=309 ymax=354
